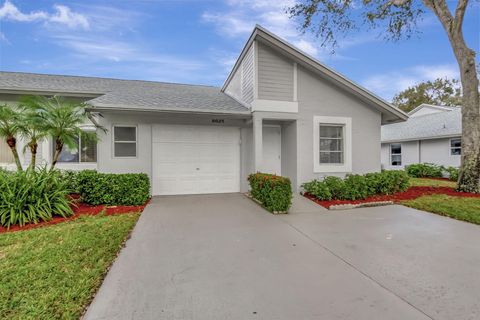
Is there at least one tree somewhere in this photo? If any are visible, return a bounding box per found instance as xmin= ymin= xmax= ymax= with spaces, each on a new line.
xmin=392 ymin=78 xmax=462 ymax=112
xmin=34 ymin=96 xmax=100 ymax=169
xmin=0 ymin=104 xmax=23 ymax=171
xmin=18 ymin=97 xmax=49 ymax=170
xmin=288 ymin=0 xmax=480 ymax=193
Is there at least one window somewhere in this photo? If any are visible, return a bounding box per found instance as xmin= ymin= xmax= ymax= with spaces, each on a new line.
xmin=55 ymin=131 xmax=97 ymax=163
xmin=450 ymin=138 xmax=461 ymax=155
xmin=114 ymin=126 xmax=137 ymax=157
xmin=390 ymin=143 xmax=402 ymax=166
xmin=319 ymin=125 xmax=344 ymax=164
xmin=313 ymin=116 xmax=352 ymax=173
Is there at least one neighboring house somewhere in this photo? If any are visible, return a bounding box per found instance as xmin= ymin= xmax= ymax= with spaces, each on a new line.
xmin=381 ymin=103 xmax=462 ymax=170
xmin=0 ymin=25 xmax=407 ymax=195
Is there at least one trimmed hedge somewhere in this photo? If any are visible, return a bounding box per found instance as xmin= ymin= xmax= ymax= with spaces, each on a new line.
xmin=77 ymin=170 xmax=150 ymax=206
xmin=406 ymin=163 xmax=460 ymax=182
xmin=248 ymin=172 xmax=292 ymax=213
xmin=0 ymin=168 xmax=73 ymax=227
xmin=302 ymin=170 xmax=410 ymax=201
xmin=405 ymin=163 xmax=444 ymax=178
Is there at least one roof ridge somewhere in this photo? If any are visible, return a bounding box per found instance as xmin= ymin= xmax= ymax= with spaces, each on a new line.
xmin=0 ymin=71 xmax=220 ymax=89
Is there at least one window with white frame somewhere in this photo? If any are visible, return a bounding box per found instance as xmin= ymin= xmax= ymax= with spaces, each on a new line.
xmin=319 ymin=125 xmax=344 ymax=164
xmin=390 ymin=143 xmax=402 ymax=166
xmin=313 ymin=116 xmax=352 ymax=173
xmin=113 ymin=126 xmax=137 ymax=157
xmin=55 ymin=131 xmax=97 ymax=163
xmin=450 ymin=138 xmax=461 ymax=155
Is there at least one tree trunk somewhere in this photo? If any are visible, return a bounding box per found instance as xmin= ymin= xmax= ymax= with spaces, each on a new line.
xmin=50 ymin=138 xmax=63 ymax=170
xmin=455 ymin=46 xmax=480 ymax=193
xmin=424 ymin=0 xmax=480 ymax=193
xmin=6 ymin=136 xmax=22 ymax=171
xmin=28 ymin=142 xmax=38 ymax=171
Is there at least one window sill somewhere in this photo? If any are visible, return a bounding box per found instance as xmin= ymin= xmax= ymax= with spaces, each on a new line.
xmin=314 ymin=164 xmax=352 ymax=173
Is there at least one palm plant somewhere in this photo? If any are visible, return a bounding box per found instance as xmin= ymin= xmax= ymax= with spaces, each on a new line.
xmin=18 ymin=96 xmax=49 ymax=170
xmin=34 ymin=96 xmax=101 ymax=169
xmin=0 ymin=104 xmax=23 ymax=171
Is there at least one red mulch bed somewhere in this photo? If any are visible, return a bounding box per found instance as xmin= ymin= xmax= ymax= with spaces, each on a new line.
xmin=0 ymin=197 xmax=149 ymax=234
xmin=305 ymin=186 xmax=480 ymax=209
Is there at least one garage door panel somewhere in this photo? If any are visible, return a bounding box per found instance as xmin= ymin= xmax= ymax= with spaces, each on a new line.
xmin=152 ymin=125 xmax=240 ymax=195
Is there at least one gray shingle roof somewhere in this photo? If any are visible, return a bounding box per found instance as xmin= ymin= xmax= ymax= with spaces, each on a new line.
xmin=381 ymin=109 xmax=461 ymax=142
xmin=0 ymin=72 xmax=249 ymax=114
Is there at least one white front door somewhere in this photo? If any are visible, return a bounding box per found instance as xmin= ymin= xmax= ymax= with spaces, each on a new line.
xmin=261 ymin=126 xmax=282 ymax=175
xmin=152 ymin=124 xmax=240 ymax=195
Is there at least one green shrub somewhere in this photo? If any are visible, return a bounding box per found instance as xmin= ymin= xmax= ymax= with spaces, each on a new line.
xmin=77 ymin=170 xmax=150 ymax=206
xmin=304 ymin=170 xmax=410 ymax=202
xmin=0 ymin=168 xmax=73 ymax=227
xmin=445 ymin=166 xmax=459 ymax=181
xmin=302 ymin=180 xmax=332 ymax=200
xmin=248 ymin=172 xmax=292 ymax=212
xmin=366 ymin=170 xmax=410 ymax=195
xmin=343 ymin=174 xmax=370 ymax=200
xmin=323 ymin=176 xmax=346 ymax=199
xmin=59 ymin=170 xmax=80 ymax=193
xmin=405 ymin=163 xmax=444 ymax=178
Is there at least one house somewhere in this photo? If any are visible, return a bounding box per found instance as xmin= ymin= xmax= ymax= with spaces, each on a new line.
xmin=0 ymin=25 xmax=407 ymax=195
xmin=381 ymin=103 xmax=462 ymax=170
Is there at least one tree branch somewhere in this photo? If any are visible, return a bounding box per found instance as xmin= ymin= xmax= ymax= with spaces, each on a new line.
xmin=454 ymin=0 xmax=469 ymax=31
xmin=422 ymin=0 xmax=454 ymax=35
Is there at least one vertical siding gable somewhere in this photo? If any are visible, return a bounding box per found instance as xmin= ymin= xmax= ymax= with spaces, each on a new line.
xmin=241 ymin=44 xmax=255 ymax=104
xmin=224 ymin=43 xmax=255 ymax=105
xmin=257 ymin=43 xmax=294 ymax=101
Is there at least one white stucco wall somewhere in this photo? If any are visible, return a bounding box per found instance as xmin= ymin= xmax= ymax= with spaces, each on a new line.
xmin=96 ymin=111 xmax=252 ymax=191
xmin=295 ymin=65 xmax=382 ymax=188
xmin=381 ymin=137 xmax=461 ymax=169
xmin=420 ymin=137 xmax=461 ymax=167
xmin=381 ymin=140 xmax=420 ymax=170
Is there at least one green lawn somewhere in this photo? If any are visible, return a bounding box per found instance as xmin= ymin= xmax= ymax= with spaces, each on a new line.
xmin=0 ymin=213 xmax=139 ymax=320
xmin=409 ymin=177 xmax=457 ymax=188
xmin=402 ymin=194 xmax=480 ymax=225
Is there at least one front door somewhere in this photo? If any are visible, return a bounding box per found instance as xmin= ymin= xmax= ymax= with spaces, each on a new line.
xmin=262 ymin=126 xmax=282 ymax=175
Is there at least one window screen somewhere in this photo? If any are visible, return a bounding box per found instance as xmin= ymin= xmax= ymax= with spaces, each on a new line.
xmin=319 ymin=125 xmax=344 ymax=164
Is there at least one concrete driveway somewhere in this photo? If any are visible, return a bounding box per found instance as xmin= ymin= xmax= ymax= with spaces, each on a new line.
xmin=84 ymin=194 xmax=480 ymax=320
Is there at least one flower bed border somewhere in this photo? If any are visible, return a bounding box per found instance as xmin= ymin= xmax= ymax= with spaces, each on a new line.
xmin=305 ymin=186 xmax=480 ymax=209
xmin=0 ymin=199 xmax=149 ymax=234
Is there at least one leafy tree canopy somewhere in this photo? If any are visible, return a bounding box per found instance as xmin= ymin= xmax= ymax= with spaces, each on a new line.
xmin=392 ymin=78 xmax=462 ymax=112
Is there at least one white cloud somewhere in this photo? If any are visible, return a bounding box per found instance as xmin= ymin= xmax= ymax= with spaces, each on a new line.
xmin=362 ymin=64 xmax=459 ymax=101
xmin=0 ymin=1 xmax=89 ymax=29
xmin=0 ymin=0 xmax=47 ymax=22
xmin=293 ymin=39 xmax=318 ymax=56
xmin=54 ymin=35 xmax=204 ymax=70
xmin=203 ymin=0 xmax=297 ymax=39
xmin=48 ymin=5 xmax=89 ymax=29
xmin=201 ymin=12 xmax=252 ymax=37
xmin=201 ymin=0 xmax=371 ymax=62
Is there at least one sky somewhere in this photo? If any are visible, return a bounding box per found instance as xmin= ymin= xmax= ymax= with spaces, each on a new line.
xmin=0 ymin=0 xmax=478 ymax=101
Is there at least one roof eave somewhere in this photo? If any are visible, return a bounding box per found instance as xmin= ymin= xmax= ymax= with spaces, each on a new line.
xmin=88 ymin=103 xmax=252 ymax=116
xmin=253 ymin=26 xmax=409 ymax=122
xmin=381 ymin=133 xmax=462 ymax=143
xmin=223 ymin=25 xmax=408 ymax=123
xmin=221 ymin=27 xmax=259 ymax=92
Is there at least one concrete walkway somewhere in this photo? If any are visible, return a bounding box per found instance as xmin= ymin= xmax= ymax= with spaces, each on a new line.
xmin=84 ymin=194 xmax=480 ymax=320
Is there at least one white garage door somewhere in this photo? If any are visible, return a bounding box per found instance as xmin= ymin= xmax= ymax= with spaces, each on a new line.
xmin=152 ymin=124 xmax=240 ymax=195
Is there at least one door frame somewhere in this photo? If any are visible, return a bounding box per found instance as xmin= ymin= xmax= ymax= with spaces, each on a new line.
xmin=262 ymin=124 xmax=282 ymax=175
